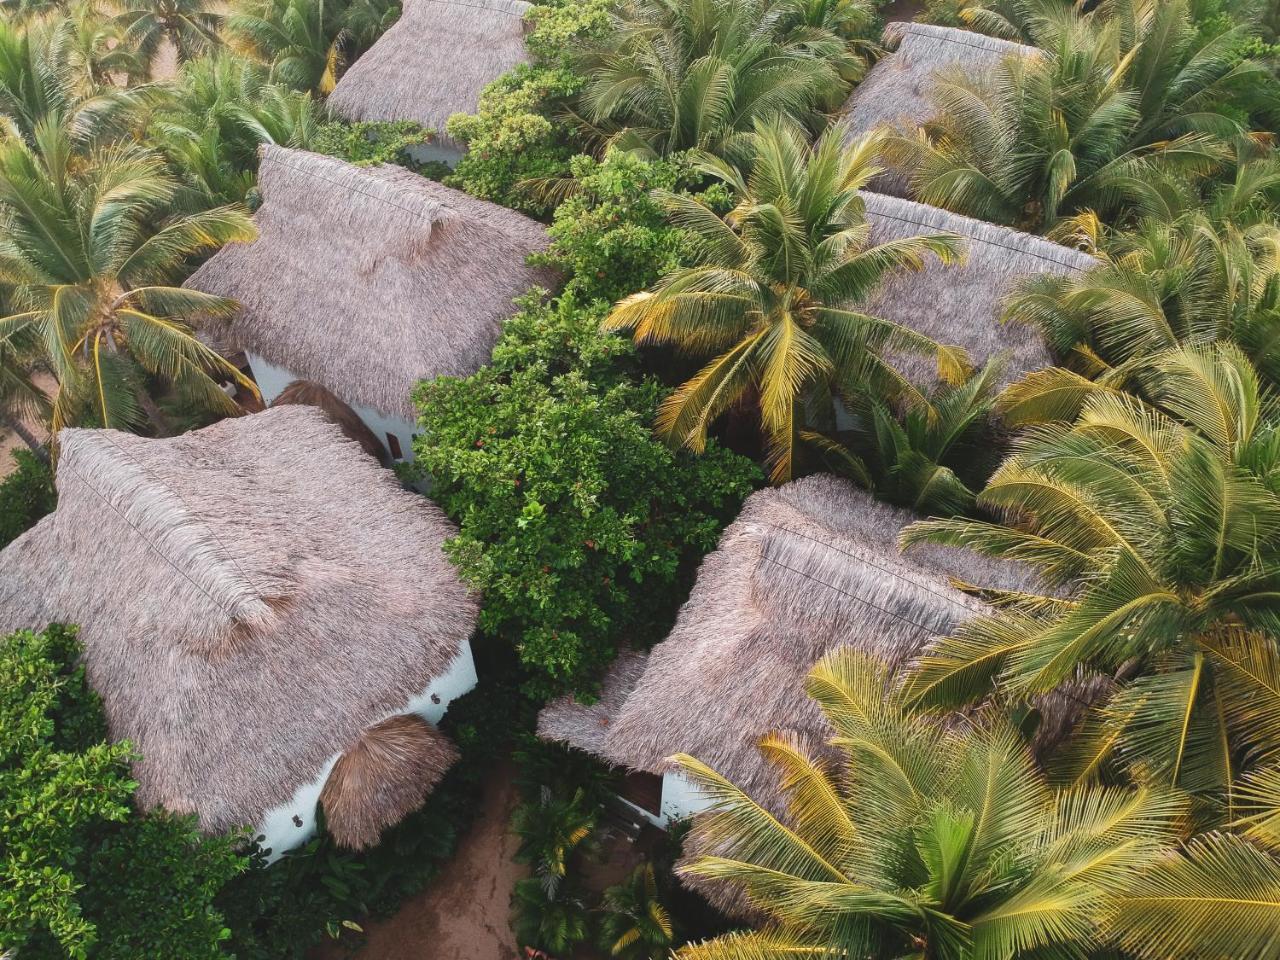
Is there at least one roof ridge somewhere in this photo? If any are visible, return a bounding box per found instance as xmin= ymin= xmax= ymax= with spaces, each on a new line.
xmin=57 ymin=430 xmax=278 ymax=633
xmin=410 ymin=0 xmax=530 ymax=17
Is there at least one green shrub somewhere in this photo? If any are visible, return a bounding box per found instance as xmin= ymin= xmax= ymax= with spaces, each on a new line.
xmin=312 ymin=119 xmax=447 ymax=177
xmin=413 ymin=294 xmax=761 ymax=698
xmin=445 ymin=0 xmax=611 ymax=215
xmin=534 ymin=151 xmax=731 ymax=305
xmin=0 ymin=625 xmax=246 ymax=960
xmin=0 ymin=449 xmax=55 ymax=548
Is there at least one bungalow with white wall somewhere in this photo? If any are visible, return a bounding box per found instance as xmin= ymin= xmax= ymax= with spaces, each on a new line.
xmin=185 ymin=146 xmax=553 ymax=464
xmin=0 ymin=406 xmax=480 ymax=858
xmin=327 ymin=0 xmax=533 ymax=166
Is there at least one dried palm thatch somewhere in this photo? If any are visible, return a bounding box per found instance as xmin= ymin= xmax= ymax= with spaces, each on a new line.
xmin=841 ymin=23 xmax=1040 ymax=195
xmin=539 ymin=474 xmax=1054 ymax=809
xmin=319 ymin=714 xmax=460 ymax=849
xmin=0 ymin=406 xmax=478 ymax=844
xmin=328 ymin=0 xmax=532 ymax=146
xmin=861 ymin=191 xmax=1097 ymax=386
xmin=185 ymin=146 xmax=554 ymax=421
xmin=271 ymin=378 xmax=388 ymax=462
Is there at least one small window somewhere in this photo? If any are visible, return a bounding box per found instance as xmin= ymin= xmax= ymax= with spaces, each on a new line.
xmin=385 ymin=433 xmax=403 ymax=460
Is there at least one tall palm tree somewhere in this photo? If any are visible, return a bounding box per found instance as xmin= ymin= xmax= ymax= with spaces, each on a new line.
xmin=115 ymin=0 xmax=225 ymax=75
xmin=574 ymin=0 xmax=852 ymax=159
xmin=226 ymin=0 xmax=399 ymax=94
xmin=604 ymin=123 xmax=965 ymax=483
xmin=885 ymin=0 xmax=1266 ymax=232
xmin=902 ymin=344 xmax=1280 ymax=811
xmin=674 ymin=647 xmax=1188 ymax=959
xmin=0 ymin=121 xmax=259 ymax=435
xmin=0 ymin=15 xmax=154 ymax=146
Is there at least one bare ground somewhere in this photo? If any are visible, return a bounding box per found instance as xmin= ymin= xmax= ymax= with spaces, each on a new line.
xmin=315 ymin=762 xmax=527 ymax=960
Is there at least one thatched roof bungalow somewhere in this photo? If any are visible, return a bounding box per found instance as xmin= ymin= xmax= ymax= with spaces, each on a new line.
xmin=841 ymin=23 xmax=1041 ymax=195
xmin=0 ymin=407 xmax=480 ymax=856
xmin=540 ymin=475 xmax=1052 ymax=818
xmin=860 ymin=191 xmax=1097 ymax=387
xmin=185 ymin=146 xmax=553 ymax=460
xmin=328 ymin=0 xmax=532 ymax=158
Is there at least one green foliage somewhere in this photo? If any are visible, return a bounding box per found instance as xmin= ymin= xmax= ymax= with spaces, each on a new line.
xmin=0 ymin=449 xmax=55 ymax=548
xmin=512 ymin=785 xmax=598 ymax=895
xmin=596 ymin=863 xmax=677 ymax=959
xmin=413 ymin=294 xmax=760 ymax=697
xmin=511 ymin=876 xmax=591 ymax=954
xmin=445 ymin=0 xmax=610 ymax=214
xmin=0 ymin=625 xmax=246 ymax=960
xmin=311 ymin=118 xmax=445 ymax=176
xmin=535 ymin=150 xmax=729 ymax=304
xmin=219 ymin=674 xmax=527 ymax=959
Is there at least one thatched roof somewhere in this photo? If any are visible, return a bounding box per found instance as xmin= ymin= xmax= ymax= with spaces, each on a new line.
xmin=185 ymin=146 xmax=554 ymax=420
xmin=328 ymin=0 xmax=531 ymax=146
xmin=841 ymin=23 xmax=1040 ymax=195
xmin=0 ymin=406 xmax=479 ymax=846
xmin=538 ymin=474 xmax=1049 ymax=809
xmin=861 ymin=191 xmax=1097 ymax=386
xmin=319 ymin=714 xmax=459 ymax=849
xmin=271 ymin=378 xmax=388 ymax=462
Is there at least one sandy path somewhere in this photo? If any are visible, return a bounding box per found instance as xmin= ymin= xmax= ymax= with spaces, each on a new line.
xmin=316 ymin=762 xmax=526 ymax=960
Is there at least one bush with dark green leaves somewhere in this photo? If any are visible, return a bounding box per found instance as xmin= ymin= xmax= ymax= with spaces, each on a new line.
xmin=312 ymin=119 xmax=447 ymax=178
xmin=0 ymin=449 xmax=55 ymax=548
xmin=534 ymin=151 xmax=731 ymax=305
xmin=413 ymin=294 xmax=761 ymax=698
xmin=445 ymin=0 xmax=611 ymax=215
xmin=0 ymin=624 xmax=246 ymax=960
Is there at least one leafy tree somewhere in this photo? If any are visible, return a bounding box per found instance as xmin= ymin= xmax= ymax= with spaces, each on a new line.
xmin=115 ymin=0 xmax=225 ymax=75
xmin=0 ymin=122 xmax=259 ymax=435
xmin=512 ymin=785 xmax=597 ymax=896
xmin=673 ymin=647 xmax=1188 ymax=959
xmin=903 ymin=344 xmax=1280 ymax=811
xmin=0 ymin=625 xmax=246 ymax=959
xmin=412 ymin=294 xmax=760 ymax=696
xmin=225 ymin=0 xmax=399 ymax=94
xmin=596 ymin=863 xmax=676 ymax=959
xmin=0 ymin=449 xmax=55 ymax=548
xmin=605 ymin=121 xmax=964 ymax=483
xmin=574 ymin=0 xmax=851 ymax=159
xmin=887 ymin=0 xmax=1268 ymax=231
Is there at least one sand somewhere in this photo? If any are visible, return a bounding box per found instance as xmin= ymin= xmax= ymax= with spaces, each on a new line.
xmin=315 ymin=762 xmax=527 ymax=960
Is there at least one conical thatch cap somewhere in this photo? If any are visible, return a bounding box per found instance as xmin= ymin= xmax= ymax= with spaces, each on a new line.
xmin=0 ymin=406 xmax=479 ymax=841
xmin=185 ymin=146 xmax=555 ymax=420
xmin=841 ymin=23 xmax=1042 ymax=195
xmin=328 ymin=0 xmax=532 ymax=145
xmin=860 ymin=191 xmax=1097 ymax=387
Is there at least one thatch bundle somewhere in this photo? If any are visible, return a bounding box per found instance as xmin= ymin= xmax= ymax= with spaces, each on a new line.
xmin=841 ymin=23 xmax=1041 ymax=195
xmin=0 ymin=406 xmax=478 ymax=845
xmin=861 ymin=191 xmax=1097 ymax=386
xmin=319 ymin=714 xmax=460 ymax=849
xmin=328 ymin=0 xmax=532 ymax=145
xmin=539 ymin=474 xmax=1048 ymax=811
xmin=185 ymin=146 xmax=554 ymax=421
xmin=271 ymin=378 xmax=388 ymax=462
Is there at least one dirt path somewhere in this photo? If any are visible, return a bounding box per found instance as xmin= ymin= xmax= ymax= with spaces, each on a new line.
xmin=317 ymin=763 xmax=526 ymax=960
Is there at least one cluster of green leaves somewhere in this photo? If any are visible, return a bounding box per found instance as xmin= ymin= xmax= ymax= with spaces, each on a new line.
xmin=414 ymin=294 xmax=760 ymax=697
xmin=0 ymin=625 xmax=246 ymax=960
xmin=0 ymin=449 xmax=55 ymax=548
xmin=445 ymin=0 xmax=612 ymax=214
xmin=311 ymin=118 xmax=444 ymax=175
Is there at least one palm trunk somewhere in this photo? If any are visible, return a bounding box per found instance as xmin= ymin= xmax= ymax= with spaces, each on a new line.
xmin=137 ymin=390 xmax=172 ymax=437
xmin=1 ymin=413 xmax=50 ymax=465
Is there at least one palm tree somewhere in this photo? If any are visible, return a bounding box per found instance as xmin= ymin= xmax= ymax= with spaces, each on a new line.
xmin=0 ymin=121 xmax=259 ymax=436
xmin=115 ymin=0 xmax=225 ymax=75
xmin=511 ymin=785 xmax=596 ymax=898
xmin=0 ymin=15 xmax=154 ymax=146
xmin=595 ymin=863 xmax=676 ymax=959
xmin=902 ymin=344 xmax=1280 ymax=811
xmin=151 ymin=53 xmax=320 ymax=207
xmin=226 ymin=0 xmax=398 ymax=94
xmin=574 ymin=0 xmax=853 ymax=159
xmin=604 ymin=122 xmax=966 ymax=483
xmin=673 ymin=647 xmax=1188 ymax=959
xmin=884 ymin=0 xmax=1267 ymax=232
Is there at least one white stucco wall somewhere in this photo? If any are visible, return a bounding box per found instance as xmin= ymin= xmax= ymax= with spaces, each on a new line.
xmin=659 ymin=770 xmax=712 ymax=824
xmin=254 ymin=638 xmax=478 ymax=860
xmin=406 ymin=141 xmax=464 ymax=168
xmin=246 ymin=354 xmax=420 ymax=463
